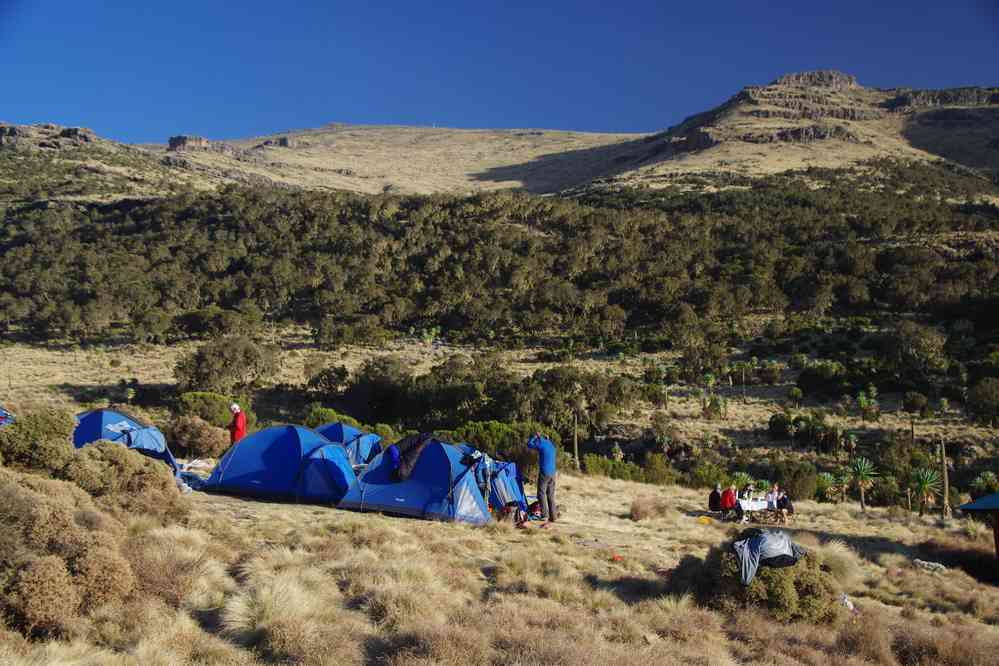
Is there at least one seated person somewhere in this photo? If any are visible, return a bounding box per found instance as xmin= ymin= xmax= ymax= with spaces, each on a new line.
xmin=765 ymin=483 xmax=781 ymax=510
xmin=720 ymin=484 xmax=737 ymax=519
xmin=739 ymin=484 xmax=754 ymax=500
xmin=776 ymin=491 xmax=794 ymax=522
xmin=708 ymin=484 xmax=722 ymax=512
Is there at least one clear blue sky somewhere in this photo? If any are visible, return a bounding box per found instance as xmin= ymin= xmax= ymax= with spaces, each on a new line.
xmin=2 ymin=1 xmax=997 ymax=143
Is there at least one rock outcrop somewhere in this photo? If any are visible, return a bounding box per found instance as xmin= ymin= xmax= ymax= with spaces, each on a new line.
xmin=740 ymin=125 xmax=861 ymax=144
xmin=883 ymin=87 xmax=999 ymax=111
xmin=168 ymin=135 xmax=211 ymax=151
xmin=771 ymin=70 xmax=859 ymax=89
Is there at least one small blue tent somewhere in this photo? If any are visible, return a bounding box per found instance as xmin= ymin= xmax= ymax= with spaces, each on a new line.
xmin=317 ymin=422 xmax=362 ymax=444
xmin=0 ymin=406 xmax=13 ymax=428
xmin=205 ymin=425 xmax=356 ymax=504
xmin=455 ymin=444 xmax=527 ymax=513
xmin=338 ymin=439 xmax=490 ymax=525
xmin=316 ymin=422 xmax=382 ymax=467
xmin=490 ymin=461 xmax=528 ymax=512
xmin=74 ymin=409 xmax=178 ymax=474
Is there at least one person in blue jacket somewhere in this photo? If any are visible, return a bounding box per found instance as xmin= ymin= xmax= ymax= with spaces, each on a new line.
xmin=527 ymin=433 xmax=558 ymax=523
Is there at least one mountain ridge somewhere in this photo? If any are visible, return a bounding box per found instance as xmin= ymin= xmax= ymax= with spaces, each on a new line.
xmin=2 ymin=70 xmax=997 ymax=202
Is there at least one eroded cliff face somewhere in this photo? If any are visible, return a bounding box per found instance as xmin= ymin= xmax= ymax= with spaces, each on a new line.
xmin=655 ymin=70 xmax=997 ymax=159
xmin=883 ymin=87 xmax=999 ymax=111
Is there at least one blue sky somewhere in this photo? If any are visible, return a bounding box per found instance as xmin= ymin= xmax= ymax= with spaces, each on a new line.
xmin=1 ymin=1 xmax=997 ymax=143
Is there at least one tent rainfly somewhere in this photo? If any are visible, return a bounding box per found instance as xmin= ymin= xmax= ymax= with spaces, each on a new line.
xmin=958 ymin=493 xmax=999 ymax=558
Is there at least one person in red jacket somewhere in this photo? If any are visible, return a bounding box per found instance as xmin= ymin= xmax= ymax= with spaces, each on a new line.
xmin=720 ymin=484 xmax=737 ymax=512
xmin=227 ymin=403 xmax=247 ymax=444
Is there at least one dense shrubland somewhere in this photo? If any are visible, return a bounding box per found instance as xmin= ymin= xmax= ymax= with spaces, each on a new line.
xmin=2 ymin=160 xmax=997 ymax=354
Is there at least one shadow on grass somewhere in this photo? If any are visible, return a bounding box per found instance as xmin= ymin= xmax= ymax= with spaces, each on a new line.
xmin=583 ymin=573 xmax=668 ymax=604
xmin=787 ymin=527 xmax=922 ymax=562
xmin=468 ymin=134 xmax=665 ymax=194
xmin=53 ymin=381 xmax=175 ymax=408
xmin=918 ymin=536 xmax=999 ymax=585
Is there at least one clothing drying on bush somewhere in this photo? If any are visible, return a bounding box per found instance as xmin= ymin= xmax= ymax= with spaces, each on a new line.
xmin=732 ymin=528 xmax=806 ymax=585
xmin=394 ymin=432 xmax=437 ymax=481
xmin=74 ymin=409 xmax=179 ymax=475
xmin=204 ymin=425 xmax=355 ymax=504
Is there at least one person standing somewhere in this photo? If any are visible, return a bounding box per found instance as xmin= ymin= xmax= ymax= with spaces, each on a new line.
xmin=227 ymin=403 xmax=247 ymax=445
xmin=527 ymin=433 xmax=558 ymax=524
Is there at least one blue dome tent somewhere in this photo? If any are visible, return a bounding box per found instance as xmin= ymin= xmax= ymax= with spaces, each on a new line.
xmin=0 ymin=406 xmax=14 ymax=428
xmin=316 ymin=422 xmax=383 ymax=467
xmin=204 ymin=425 xmax=356 ymax=504
xmin=338 ymin=439 xmax=490 ymax=525
xmin=74 ymin=409 xmax=178 ymax=474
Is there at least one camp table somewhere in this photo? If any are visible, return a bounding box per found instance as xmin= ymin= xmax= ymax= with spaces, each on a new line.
xmin=738 ymin=499 xmax=770 ymax=512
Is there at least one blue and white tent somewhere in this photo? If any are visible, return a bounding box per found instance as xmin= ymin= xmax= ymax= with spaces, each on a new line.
xmin=0 ymin=406 xmax=14 ymax=428
xmin=204 ymin=425 xmax=356 ymax=504
xmin=455 ymin=444 xmax=527 ymax=513
xmin=74 ymin=409 xmax=179 ymax=474
xmin=338 ymin=439 xmax=490 ymax=525
xmin=316 ymin=422 xmax=382 ymax=467
xmin=489 ymin=460 xmax=528 ymax=513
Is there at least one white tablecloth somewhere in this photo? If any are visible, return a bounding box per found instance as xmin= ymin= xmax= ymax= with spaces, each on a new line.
xmin=738 ymin=499 xmax=770 ymax=512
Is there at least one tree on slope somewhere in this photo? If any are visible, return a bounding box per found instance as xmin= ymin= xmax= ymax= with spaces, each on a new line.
xmin=850 ymin=457 xmax=878 ymax=513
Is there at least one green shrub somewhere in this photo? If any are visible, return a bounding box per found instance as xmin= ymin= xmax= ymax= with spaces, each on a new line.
xmin=768 ymin=412 xmax=791 ymax=440
xmin=643 ymin=453 xmax=680 ymax=486
xmin=816 ymin=472 xmax=837 ymax=502
xmin=758 ymin=363 xmax=781 ymax=385
xmin=165 ymin=415 xmax=230 ymax=458
xmin=688 ymin=460 xmax=729 ymax=489
xmin=372 ymin=423 xmax=398 ymax=442
xmin=796 ymin=360 xmax=849 ymax=397
xmin=60 ymin=441 xmax=188 ymax=522
xmin=300 ymin=403 xmax=362 ymax=429
xmin=968 ymin=377 xmax=999 ymax=425
xmin=306 ymin=365 xmax=350 ymax=395
xmin=773 ymin=460 xmax=818 ymax=500
xmin=699 ymin=534 xmax=843 ymax=624
xmin=0 ymin=409 xmax=76 ymax=474
xmin=902 ymin=391 xmax=929 ymax=417
xmin=582 ymin=454 xmax=647 ymax=482
xmin=174 ymin=335 xmax=278 ymax=394
xmin=176 ymin=391 xmax=257 ymax=431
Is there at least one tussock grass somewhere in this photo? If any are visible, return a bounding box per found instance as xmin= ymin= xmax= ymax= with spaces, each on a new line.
xmin=5 ymin=464 xmax=999 ymax=664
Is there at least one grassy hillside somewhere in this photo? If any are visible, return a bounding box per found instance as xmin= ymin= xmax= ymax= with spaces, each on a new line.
xmin=2 ymin=71 xmax=996 ymax=203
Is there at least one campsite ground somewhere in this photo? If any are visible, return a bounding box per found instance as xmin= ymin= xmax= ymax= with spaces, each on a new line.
xmin=5 ymin=334 xmax=999 ymax=664
xmin=4 ymin=472 xmax=998 ymax=665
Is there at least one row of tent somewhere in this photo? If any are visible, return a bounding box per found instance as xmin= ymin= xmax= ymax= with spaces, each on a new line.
xmin=52 ymin=407 xmax=526 ymax=526
xmin=1 ymin=405 xmax=180 ymax=472
xmin=203 ymin=424 xmax=528 ymax=525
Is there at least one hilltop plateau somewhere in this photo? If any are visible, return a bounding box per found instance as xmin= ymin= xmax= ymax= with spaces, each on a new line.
xmin=3 ymin=70 xmax=996 ymax=202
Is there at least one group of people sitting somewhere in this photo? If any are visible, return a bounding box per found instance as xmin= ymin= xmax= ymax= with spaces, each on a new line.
xmin=708 ymin=481 xmax=794 ymax=524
